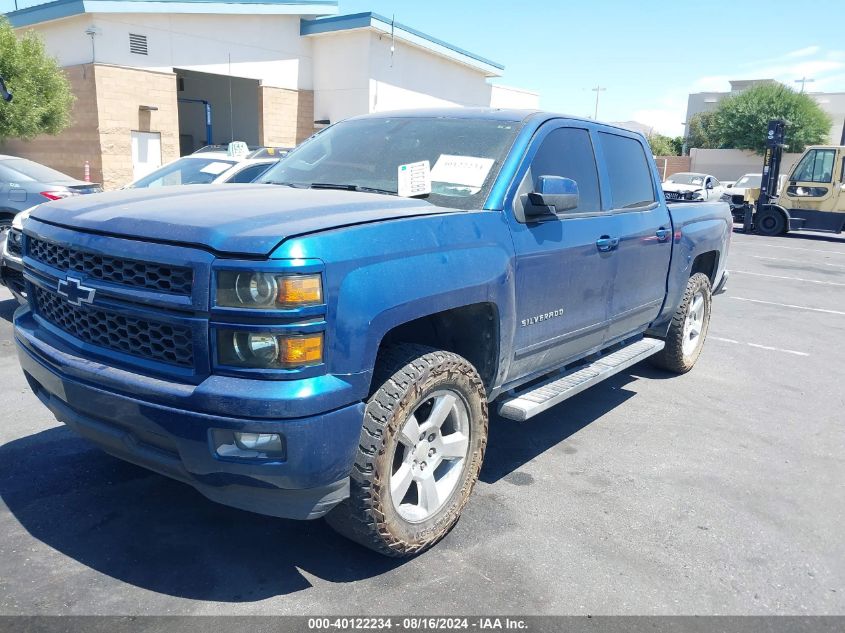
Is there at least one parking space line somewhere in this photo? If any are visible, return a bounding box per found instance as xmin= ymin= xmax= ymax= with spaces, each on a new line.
xmin=729 ymin=296 xmax=845 ymax=316
xmin=743 ymin=243 xmax=845 ymax=256
xmin=710 ymin=336 xmax=809 ymax=356
xmin=750 ymin=255 xmax=845 ymax=269
xmin=729 ymin=270 xmax=845 ymax=287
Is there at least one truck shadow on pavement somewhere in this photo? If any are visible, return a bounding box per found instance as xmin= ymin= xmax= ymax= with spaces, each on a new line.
xmin=480 ymin=372 xmax=641 ymax=483
xmin=0 ymin=369 xmax=655 ymax=601
xmin=0 ymin=427 xmax=403 ymax=601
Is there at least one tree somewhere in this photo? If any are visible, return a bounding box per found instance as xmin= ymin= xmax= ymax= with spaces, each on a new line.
xmin=646 ymin=133 xmax=678 ymax=156
xmin=686 ymin=111 xmax=721 ymax=150
xmin=711 ymin=83 xmax=830 ymax=154
xmin=0 ymin=17 xmax=74 ymax=142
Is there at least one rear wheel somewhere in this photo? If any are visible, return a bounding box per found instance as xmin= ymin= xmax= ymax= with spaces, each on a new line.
xmin=755 ymin=206 xmax=786 ymax=236
xmin=650 ymin=273 xmax=712 ymax=374
xmin=326 ymin=345 xmax=488 ymax=557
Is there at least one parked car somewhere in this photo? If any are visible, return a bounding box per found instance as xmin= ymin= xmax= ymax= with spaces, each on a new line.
xmin=0 ymin=156 xmax=102 ymax=232
xmin=721 ymin=173 xmax=762 ymax=218
xmin=125 ymin=156 xmax=277 ymax=189
xmin=0 ymin=207 xmax=31 ymax=303
xmin=662 ymin=172 xmax=725 ymax=202
xmin=13 ymin=109 xmax=731 ymax=556
xmin=248 ymin=147 xmax=292 ymax=159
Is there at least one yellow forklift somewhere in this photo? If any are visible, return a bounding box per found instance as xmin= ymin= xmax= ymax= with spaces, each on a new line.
xmin=740 ymin=119 xmax=845 ymax=235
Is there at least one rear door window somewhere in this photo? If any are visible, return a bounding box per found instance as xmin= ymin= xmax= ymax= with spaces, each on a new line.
xmin=598 ymin=132 xmax=656 ymax=209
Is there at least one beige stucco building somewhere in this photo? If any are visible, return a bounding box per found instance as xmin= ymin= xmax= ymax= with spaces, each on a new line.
xmin=3 ymin=0 xmax=538 ymax=190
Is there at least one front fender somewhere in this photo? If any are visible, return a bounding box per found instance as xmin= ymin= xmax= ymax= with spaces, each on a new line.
xmin=273 ymin=212 xmax=516 ymax=400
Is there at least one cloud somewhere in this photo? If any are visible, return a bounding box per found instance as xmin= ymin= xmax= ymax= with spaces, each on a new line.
xmin=622 ymin=47 xmax=845 ymax=139
xmin=689 ymin=50 xmax=845 ymax=95
xmin=631 ymin=95 xmax=689 ymax=136
xmin=785 ymin=46 xmax=821 ymax=59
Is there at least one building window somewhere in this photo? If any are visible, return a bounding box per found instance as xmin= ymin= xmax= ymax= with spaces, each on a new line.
xmin=129 ymin=33 xmax=148 ymax=55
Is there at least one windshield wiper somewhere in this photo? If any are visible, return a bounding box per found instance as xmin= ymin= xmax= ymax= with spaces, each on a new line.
xmin=264 ymin=181 xmax=307 ymax=188
xmin=309 ymin=183 xmax=397 ymax=196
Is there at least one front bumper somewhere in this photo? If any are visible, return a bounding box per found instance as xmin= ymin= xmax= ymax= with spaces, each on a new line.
xmin=15 ymin=308 xmax=365 ymax=520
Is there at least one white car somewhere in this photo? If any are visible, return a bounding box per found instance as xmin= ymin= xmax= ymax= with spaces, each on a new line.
xmin=125 ymin=155 xmax=277 ymax=189
xmin=662 ymin=172 xmax=725 ymax=202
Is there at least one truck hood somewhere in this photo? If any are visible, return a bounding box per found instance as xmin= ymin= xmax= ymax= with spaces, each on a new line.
xmin=29 ymin=185 xmax=448 ymax=256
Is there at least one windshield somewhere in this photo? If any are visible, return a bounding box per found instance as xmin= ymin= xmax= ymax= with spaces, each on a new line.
xmin=259 ymin=116 xmax=520 ymax=210
xmin=734 ymin=174 xmax=762 ymax=188
xmin=130 ymin=157 xmax=238 ymax=188
xmin=666 ymin=173 xmax=705 ymax=186
xmin=0 ymin=158 xmax=75 ymax=183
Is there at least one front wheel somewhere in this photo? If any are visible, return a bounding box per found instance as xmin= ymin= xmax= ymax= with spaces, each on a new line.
xmin=755 ymin=207 xmax=787 ymax=236
xmin=650 ymin=273 xmax=712 ymax=374
xmin=326 ymin=345 xmax=488 ymax=557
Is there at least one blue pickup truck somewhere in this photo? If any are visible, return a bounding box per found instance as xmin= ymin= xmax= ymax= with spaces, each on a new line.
xmin=12 ymin=109 xmax=730 ymax=556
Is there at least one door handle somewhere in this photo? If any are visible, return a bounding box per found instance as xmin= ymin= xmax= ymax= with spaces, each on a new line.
xmin=596 ymin=236 xmax=620 ymax=252
xmin=655 ymin=227 xmax=671 ymax=242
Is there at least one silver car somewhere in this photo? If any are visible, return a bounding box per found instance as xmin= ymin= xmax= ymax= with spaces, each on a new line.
xmin=0 ymin=155 xmax=102 ymax=232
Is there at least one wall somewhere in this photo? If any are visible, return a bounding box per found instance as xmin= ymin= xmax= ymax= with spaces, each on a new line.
xmin=258 ymin=86 xmax=315 ymax=147
xmin=689 ymin=148 xmax=803 ymax=182
xmin=0 ymin=64 xmax=102 ymax=184
xmin=310 ymin=30 xmax=371 ymax=124
xmin=367 ymin=33 xmax=494 ymax=113
xmin=94 ymin=64 xmax=180 ymax=189
xmin=653 ymin=156 xmax=691 ymax=181
xmin=28 ymin=12 xmax=313 ymax=90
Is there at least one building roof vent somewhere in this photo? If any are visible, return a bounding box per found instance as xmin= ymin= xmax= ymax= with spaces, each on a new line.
xmin=129 ymin=33 xmax=148 ymax=55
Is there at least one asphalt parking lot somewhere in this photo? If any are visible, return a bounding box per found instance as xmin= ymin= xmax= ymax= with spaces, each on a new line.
xmin=0 ymin=228 xmax=843 ymax=616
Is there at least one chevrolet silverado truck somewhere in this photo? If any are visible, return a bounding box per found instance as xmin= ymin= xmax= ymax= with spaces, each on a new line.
xmin=12 ymin=109 xmax=731 ymax=556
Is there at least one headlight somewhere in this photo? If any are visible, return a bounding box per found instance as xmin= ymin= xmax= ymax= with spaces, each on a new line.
xmin=217 ymin=330 xmax=323 ymax=369
xmin=216 ymin=271 xmax=323 ymax=309
xmin=4 ymin=228 xmax=23 ymax=259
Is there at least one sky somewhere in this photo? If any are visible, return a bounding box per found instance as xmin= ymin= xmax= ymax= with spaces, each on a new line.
xmin=3 ymin=0 xmax=845 ymax=136
xmin=339 ymin=0 xmax=845 ymax=136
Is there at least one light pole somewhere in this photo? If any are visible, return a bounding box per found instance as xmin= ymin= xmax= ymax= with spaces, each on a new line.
xmin=794 ymin=77 xmax=815 ymax=93
xmin=591 ymin=85 xmax=606 ymax=120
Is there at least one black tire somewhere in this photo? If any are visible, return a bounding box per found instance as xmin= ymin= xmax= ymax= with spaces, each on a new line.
xmin=650 ymin=273 xmax=712 ymax=374
xmin=755 ymin=207 xmax=786 ymax=236
xmin=326 ymin=344 xmax=488 ymax=557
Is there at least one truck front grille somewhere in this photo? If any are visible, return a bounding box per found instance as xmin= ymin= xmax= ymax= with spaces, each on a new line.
xmin=29 ymin=237 xmax=193 ymax=296
xmin=34 ymin=287 xmax=194 ymax=368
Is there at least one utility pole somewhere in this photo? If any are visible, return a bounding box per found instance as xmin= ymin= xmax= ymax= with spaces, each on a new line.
xmin=794 ymin=77 xmax=815 ymax=93
xmin=591 ymin=85 xmax=606 ymax=120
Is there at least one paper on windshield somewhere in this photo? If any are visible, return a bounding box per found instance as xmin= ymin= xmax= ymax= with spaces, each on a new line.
xmin=431 ymin=155 xmax=495 ymax=189
xmin=397 ymin=160 xmax=432 ymax=197
xmin=200 ymin=162 xmax=233 ymax=175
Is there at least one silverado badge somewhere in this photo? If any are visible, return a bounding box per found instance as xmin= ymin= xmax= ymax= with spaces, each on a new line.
xmin=57 ymin=276 xmax=96 ymax=307
xmin=521 ymin=308 xmax=564 ymax=327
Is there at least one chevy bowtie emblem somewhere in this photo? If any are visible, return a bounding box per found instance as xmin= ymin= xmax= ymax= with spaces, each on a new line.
xmin=57 ymin=276 xmax=95 ymax=306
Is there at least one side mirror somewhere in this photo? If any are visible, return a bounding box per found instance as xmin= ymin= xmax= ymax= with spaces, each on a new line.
xmin=726 ymin=183 xmax=733 ymax=188
xmin=525 ymin=176 xmax=579 ymax=217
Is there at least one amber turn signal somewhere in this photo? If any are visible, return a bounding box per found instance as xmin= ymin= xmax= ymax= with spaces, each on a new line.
xmin=279 ymin=334 xmax=324 ymax=367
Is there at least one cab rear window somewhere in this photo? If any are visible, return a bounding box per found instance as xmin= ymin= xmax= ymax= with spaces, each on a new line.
xmin=598 ymin=132 xmax=656 ymax=209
